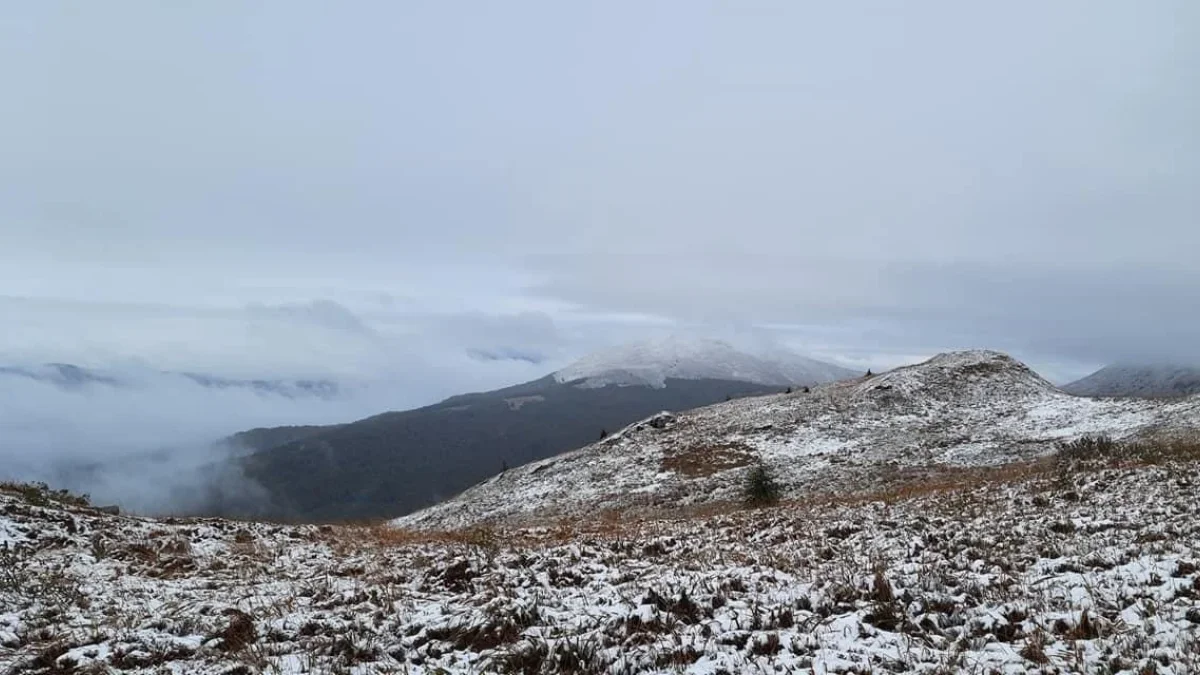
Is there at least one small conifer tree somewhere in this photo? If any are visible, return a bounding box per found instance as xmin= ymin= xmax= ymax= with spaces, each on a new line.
xmin=742 ymin=462 xmax=781 ymax=507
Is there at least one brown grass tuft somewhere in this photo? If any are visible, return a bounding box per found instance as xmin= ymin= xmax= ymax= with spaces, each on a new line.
xmin=661 ymin=442 xmax=756 ymax=478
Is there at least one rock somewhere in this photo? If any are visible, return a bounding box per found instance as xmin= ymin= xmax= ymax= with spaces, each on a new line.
xmin=648 ymin=413 xmax=675 ymax=430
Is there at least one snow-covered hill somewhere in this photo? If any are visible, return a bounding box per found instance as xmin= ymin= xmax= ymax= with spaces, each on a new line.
xmin=552 ymin=336 xmax=856 ymax=388
xmin=399 ymin=350 xmax=1200 ymax=530
xmin=4 ymin=448 xmax=1200 ymax=674
xmin=1065 ymin=363 xmax=1200 ymax=398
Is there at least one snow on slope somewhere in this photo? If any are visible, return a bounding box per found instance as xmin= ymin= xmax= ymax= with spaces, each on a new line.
xmin=1065 ymin=363 xmax=1200 ymax=398
xmin=552 ymin=336 xmax=856 ymax=388
xmin=5 ymin=460 xmax=1200 ymax=674
xmin=399 ymin=350 xmax=1200 ymax=530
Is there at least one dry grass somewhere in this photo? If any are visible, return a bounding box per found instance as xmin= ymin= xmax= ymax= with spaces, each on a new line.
xmin=660 ymin=442 xmax=757 ymax=478
xmin=409 ymin=434 xmax=1200 ymax=544
xmin=3 ymin=445 xmax=1199 ymax=674
xmin=0 ymin=481 xmax=91 ymax=508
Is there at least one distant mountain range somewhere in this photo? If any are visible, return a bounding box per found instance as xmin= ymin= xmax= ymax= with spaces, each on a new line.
xmin=397 ymin=350 xmax=1200 ymax=530
xmin=223 ymin=338 xmax=857 ymax=521
xmin=0 ymin=362 xmax=342 ymax=399
xmin=1064 ymin=364 xmax=1200 ymax=398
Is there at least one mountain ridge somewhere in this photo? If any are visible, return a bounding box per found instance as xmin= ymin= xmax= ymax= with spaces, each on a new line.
xmin=1064 ymin=363 xmax=1200 ymax=398
xmin=0 ymin=362 xmax=343 ymax=399
xmin=226 ymin=339 xmax=852 ymax=521
xmin=396 ymin=349 xmax=1200 ymax=530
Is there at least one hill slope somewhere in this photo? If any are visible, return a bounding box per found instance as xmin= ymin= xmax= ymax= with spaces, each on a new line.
xmin=397 ymin=350 xmax=1200 ymax=530
xmin=4 ymin=446 xmax=1200 ymax=674
xmin=1064 ymin=363 xmax=1200 ymax=398
xmin=231 ymin=340 xmax=852 ymax=521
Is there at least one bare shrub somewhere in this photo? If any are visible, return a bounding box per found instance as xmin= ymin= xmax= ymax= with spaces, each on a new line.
xmin=1058 ymin=434 xmax=1119 ymax=461
xmin=0 ymin=481 xmax=90 ymax=508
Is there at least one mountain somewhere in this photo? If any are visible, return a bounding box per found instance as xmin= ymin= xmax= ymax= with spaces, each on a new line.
xmin=227 ymin=339 xmax=854 ymax=521
xmin=1064 ymin=363 xmax=1200 ymax=398
xmin=222 ymin=424 xmax=336 ymax=455
xmin=0 ymin=363 xmax=122 ymax=388
xmin=0 ymin=362 xmax=342 ymax=399
xmin=554 ymin=336 xmax=857 ymax=388
xmin=396 ymin=350 xmax=1200 ymax=530
xmin=175 ymin=372 xmax=342 ymax=399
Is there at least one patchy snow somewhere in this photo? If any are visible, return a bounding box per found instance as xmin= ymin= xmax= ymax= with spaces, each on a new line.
xmin=402 ymin=350 xmax=1200 ymax=530
xmin=552 ymin=336 xmax=856 ymax=388
xmin=2 ymin=456 xmax=1199 ymax=674
xmin=0 ymin=517 xmax=21 ymax=548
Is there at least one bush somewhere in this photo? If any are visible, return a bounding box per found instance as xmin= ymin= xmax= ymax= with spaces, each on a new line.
xmin=742 ymin=462 xmax=781 ymax=508
xmin=1057 ymin=434 xmax=1119 ymax=460
xmin=0 ymin=481 xmax=90 ymax=508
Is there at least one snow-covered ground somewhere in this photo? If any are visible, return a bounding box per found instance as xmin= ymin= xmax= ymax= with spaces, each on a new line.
xmin=400 ymin=351 xmax=1200 ymax=531
xmin=2 ymin=449 xmax=1199 ymax=674
xmin=553 ymin=336 xmax=856 ymax=388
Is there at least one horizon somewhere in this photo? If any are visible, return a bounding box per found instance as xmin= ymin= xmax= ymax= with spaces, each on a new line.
xmin=2 ymin=1 xmax=1197 ymax=515
xmin=3 ymin=3 xmax=1198 ymax=390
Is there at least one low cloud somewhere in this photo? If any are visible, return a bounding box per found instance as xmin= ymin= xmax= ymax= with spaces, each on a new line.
xmin=245 ymin=299 xmax=375 ymax=334
xmin=527 ymin=254 xmax=1200 ymax=373
xmin=0 ymin=297 xmax=582 ymax=513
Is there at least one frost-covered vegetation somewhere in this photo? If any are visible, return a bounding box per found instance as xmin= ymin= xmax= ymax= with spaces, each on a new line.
xmin=3 ymin=437 xmax=1199 ymax=674
xmin=397 ymin=351 xmax=1200 ymax=531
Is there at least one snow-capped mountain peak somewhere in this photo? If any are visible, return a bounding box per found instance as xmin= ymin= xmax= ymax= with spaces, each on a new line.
xmin=552 ymin=336 xmax=855 ymax=388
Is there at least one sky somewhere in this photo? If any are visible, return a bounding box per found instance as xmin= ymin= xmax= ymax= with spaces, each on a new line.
xmin=1 ymin=1 xmax=1198 ymax=445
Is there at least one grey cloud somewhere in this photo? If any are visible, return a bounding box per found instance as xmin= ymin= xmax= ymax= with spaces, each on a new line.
xmin=5 ymin=2 xmax=1193 ymax=269
xmin=527 ymin=254 xmax=1200 ymax=369
xmin=432 ymin=311 xmax=563 ymax=363
xmin=245 ymin=300 xmax=374 ymax=334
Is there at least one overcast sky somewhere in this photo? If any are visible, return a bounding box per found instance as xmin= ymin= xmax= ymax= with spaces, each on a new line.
xmin=3 ymin=1 xmax=1198 ymax=394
